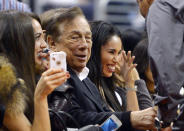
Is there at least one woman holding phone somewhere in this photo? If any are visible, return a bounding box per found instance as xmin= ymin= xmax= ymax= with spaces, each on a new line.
xmin=0 ymin=10 xmax=69 ymax=131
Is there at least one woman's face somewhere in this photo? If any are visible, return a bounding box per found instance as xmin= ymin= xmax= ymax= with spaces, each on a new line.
xmin=101 ymin=35 xmax=122 ymax=77
xmin=32 ymin=19 xmax=48 ymax=72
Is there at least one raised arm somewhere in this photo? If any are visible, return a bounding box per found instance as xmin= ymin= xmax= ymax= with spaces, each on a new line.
xmin=116 ymin=51 xmax=139 ymax=111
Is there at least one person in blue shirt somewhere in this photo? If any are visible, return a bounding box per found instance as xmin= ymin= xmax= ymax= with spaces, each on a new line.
xmin=0 ymin=0 xmax=31 ymax=12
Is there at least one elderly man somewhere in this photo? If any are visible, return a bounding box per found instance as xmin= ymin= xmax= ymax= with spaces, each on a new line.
xmin=40 ymin=7 xmax=157 ymax=130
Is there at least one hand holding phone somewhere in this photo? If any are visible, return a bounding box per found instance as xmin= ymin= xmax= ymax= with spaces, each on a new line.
xmin=50 ymin=51 xmax=67 ymax=71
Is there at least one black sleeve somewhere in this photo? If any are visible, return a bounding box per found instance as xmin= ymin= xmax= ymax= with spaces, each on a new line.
xmin=0 ymin=104 xmax=5 ymax=128
xmin=48 ymin=87 xmax=73 ymax=130
xmin=68 ymin=94 xmax=134 ymax=131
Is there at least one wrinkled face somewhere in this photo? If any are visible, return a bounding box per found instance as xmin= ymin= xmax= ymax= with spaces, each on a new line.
xmin=53 ymin=16 xmax=92 ymax=72
xmin=32 ymin=19 xmax=48 ymax=72
xmin=101 ymin=35 xmax=122 ymax=77
xmin=137 ymin=0 xmax=154 ymax=18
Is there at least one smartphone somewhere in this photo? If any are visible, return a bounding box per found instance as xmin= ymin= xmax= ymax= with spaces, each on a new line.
xmin=50 ymin=51 xmax=67 ymax=71
xmin=100 ymin=114 xmax=122 ymax=131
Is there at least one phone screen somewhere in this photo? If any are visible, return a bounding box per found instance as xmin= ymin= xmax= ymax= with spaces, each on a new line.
xmin=101 ymin=118 xmax=118 ymax=131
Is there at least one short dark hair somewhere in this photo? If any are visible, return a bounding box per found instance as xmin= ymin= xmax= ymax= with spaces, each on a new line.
xmin=40 ymin=7 xmax=85 ymax=42
xmin=121 ymin=29 xmax=142 ymax=52
xmin=133 ymin=38 xmax=149 ymax=80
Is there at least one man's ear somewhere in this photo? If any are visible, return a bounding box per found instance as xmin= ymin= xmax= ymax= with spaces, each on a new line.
xmin=47 ymin=35 xmax=57 ymax=51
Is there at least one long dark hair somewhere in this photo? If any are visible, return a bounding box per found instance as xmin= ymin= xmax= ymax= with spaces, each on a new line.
xmin=87 ymin=21 xmax=123 ymax=111
xmin=0 ymin=10 xmax=36 ymax=121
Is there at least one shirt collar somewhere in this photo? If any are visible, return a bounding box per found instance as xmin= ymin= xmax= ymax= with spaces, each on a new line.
xmin=73 ymin=67 xmax=89 ymax=81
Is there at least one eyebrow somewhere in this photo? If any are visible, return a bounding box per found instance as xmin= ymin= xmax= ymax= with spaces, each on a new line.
xmin=43 ymin=30 xmax=46 ymax=34
xmin=70 ymin=30 xmax=92 ymax=35
xmin=106 ymin=48 xmax=116 ymax=51
xmin=34 ymin=30 xmax=45 ymax=36
xmin=106 ymin=48 xmax=122 ymax=52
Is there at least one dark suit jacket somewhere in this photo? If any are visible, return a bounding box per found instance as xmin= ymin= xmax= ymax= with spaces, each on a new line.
xmin=48 ymin=67 xmax=134 ymax=130
xmin=66 ymin=67 xmax=133 ymax=130
xmin=0 ymin=104 xmax=5 ymax=128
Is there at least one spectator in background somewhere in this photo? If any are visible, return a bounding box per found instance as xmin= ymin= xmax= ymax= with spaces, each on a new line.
xmin=121 ymin=29 xmax=142 ymax=52
xmin=133 ymin=38 xmax=155 ymax=95
xmin=39 ymin=0 xmax=94 ymax=20
xmin=0 ymin=0 xmax=31 ymax=12
xmin=137 ymin=0 xmax=178 ymax=130
xmin=147 ymin=0 xmax=184 ymax=129
xmin=105 ymin=0 xmax=144 ymax=32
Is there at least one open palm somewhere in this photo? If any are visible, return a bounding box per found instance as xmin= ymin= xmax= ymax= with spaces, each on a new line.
xmin=119 ymin=51 xmax=138 ymax=84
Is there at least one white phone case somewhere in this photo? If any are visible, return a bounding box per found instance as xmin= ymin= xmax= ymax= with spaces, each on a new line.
xmin=50 ymin=51 xmax=67 ymax=71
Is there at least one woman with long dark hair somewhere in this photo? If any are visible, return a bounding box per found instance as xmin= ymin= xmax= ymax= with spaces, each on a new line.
xmin=87 ymin=21 xmax=153 ymax=112
xmin=0 ymin=10 xmax=69 ymax=131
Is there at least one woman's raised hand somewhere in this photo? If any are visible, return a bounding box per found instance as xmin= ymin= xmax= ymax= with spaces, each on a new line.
xmin=119 ymin=51 xmax=138 ymax=85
